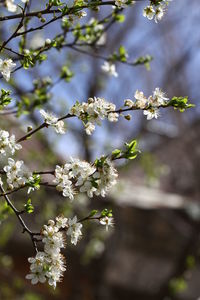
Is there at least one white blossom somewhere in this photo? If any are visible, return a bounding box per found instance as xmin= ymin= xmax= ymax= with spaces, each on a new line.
xmin=53 ymin=157 xmax=96 ymax=199
xmin=152 ymin=87 xmax=169 ymax=105
xmin=131 ymin=87 xmax=169 ymax=120
xmin=53 ymin=165 xmax=75 ymax=200
xmin=40 ymin=109 xmax=66 ymax=134
xmin=108 ymin=112 xmax=119 ymax=122
xmin=70 ymin=97 xmax=119 ymax=135
xmin=143 ymin=0 xmax=171 ymax=23
xmin=143 ymin=5 xmax=155 ymax=20
xmin=67 ymin=216 xmax=82 ymax=245
xmin=134 ymin=90 xmax=148 ymax=109
xmin=40 ymin=109 xmax=58 ymax=124
xmin=0 ymin=58 xmax=16 ymax=81
xmin=79 ymin=180 xmax=97 ymax=198
xmin=0 ymin=129 xmax=22 ymax=157
xmin=124 ymin=99 xmax=134 ymax=107
xmin=54 ymin=121 xmax=65 ymax=134
xmin=101 ymin=61 xmax=118 ymax=77
xmin=143 ymin=107 xmax=160 ymax=120
xmin=67 ymin=157 xmax=96 ymax=180
xmin=89 ymin=18 xmax=104 ymax=32
xmin=100 ymin=216 xmax=114 ymax=231
xmin=155 ymin=5 xmax=166 ymax=23
xmin=56 ymin=215 xmax=68 ymax=229
xmin=5 ymin=0 xmax=29 ymax=12
xmin=92 ymin=159 xmax=118 ymax=197
xmin=5 ymin=0 xmax=17 ymax=12
xmin=4 ymin=158 xmax=32 ymax=190
xmin=85 ymin=122 xmax=95 ymax=135
xmin=80 ymin=158 xmax=118 ymax=198
xmin=96 ymin=32 xmax=107 ymax=46
xmin=115 ymin=0 xmax=128 ymax=8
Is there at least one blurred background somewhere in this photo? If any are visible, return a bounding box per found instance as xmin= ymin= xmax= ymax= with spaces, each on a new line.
xmin=0 ymin=0 xmax=200 ymax=299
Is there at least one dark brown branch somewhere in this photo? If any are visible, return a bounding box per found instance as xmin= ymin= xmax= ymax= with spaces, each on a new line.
xmin=0 ymin=1 xmax=116 ymax=22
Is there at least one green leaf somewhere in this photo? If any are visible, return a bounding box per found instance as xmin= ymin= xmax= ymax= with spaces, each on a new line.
xmin=119 ymin=45 xmax=128 ymax=62
xmin=111 ymin=149 xmax=121 ymax=159
xmin=89 ymin=210 xmax=98 ymax=217
xmin=0 ymin=201 xmax=13 ymax=222
xmin=94 ymin=156 xmax=107 ymax=168
xmin=24 ymin=199 xmax=34 ymax=214
xmin=0 ymin=89 xmax=12 ymax=110
xmin=60 ymin=65 xmax=74 ymax=82
xmin=133 ymin=55 xmax=153 ymax=70
xmin=169 ymin=277 xmax=187 ymax=295
xmin=114 ymin=14 xmax=125 ymax=23
xmin=27 ymin=175 xmax=41 ymax=192
xmin=169 ymin=96 xmax=195 ymax=112
xmin=49 ymin=0 xmax=64 ymax=6
xmin=186 ymin=255 xmax=196 ymax=269
xmin=123 ymin=139 xmax=140 ymax=160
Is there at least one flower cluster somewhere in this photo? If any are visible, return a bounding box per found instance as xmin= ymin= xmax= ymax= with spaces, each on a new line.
xmin=53 ymin=157 xmax=95 ymax=200
xmin=101 ymin=61 xmax=118 ymax=77
xmin=4 ymin=158 xmax=32 ymax=190
xmin=53 ymin=165 xmax=75 ymax=200
xmin=26 ymin=219 xmax=66 ymax=288
xmin=124 ymin=87 xmax=169 ymax=120
xmin=25 ymin=212 xmax=115 ymax=288
xmin=26 ymin=215 xmax=82 ymax=288
xmin=80 ymin=158 xmax=118 ymax=198
xmin=70 ymin=97 xmax=119 ymax=135
xmin=40 ymin=109 xmax=65 ymax=134
xmin=0 ymin=130 xmax=22 ymax=157
xmin=0 ymin=58 xmax=16 ymax=81
xmin=143 ymin=0 xmax=171 ymax=23
xmin=53 ymin=156 xmax=118 ymax=200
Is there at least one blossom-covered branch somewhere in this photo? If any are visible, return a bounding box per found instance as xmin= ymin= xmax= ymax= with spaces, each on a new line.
xmin=14 ymin=88 xmax=193 ymax=142
xmin=0 ymin=0 xmax=192 ymax=292
xmin=26 ymin=210 xmax=114 ymax=288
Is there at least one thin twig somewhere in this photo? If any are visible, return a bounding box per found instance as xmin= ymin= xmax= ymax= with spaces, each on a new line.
xmin=0 ymin=185 xmax=39 ymax=253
